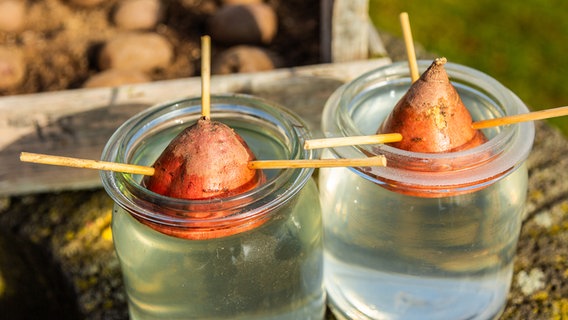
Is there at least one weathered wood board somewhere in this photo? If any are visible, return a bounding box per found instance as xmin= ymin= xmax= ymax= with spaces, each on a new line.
xmin=0 ymin=58 xmax=391 ymax=196
xmin=321 ymin=0 xmax=385 ymax=63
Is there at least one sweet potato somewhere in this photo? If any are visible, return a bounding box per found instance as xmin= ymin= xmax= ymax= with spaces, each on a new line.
xmin=144 ymin=117 xmax=262 ymax=200
xmin=378 ymin=57 xmax=486 ymax=153
xmin=141 ymin=117 xmax=266 ymax=239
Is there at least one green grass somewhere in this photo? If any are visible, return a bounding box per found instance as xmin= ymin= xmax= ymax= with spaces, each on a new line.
xmin=369 ymin=0 xmax=568 ymax=137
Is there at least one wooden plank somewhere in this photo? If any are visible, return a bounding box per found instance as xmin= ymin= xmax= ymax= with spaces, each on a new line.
xmin=320 ymin=0 xmax=333 ymax=63
xmin=321 ymin=0 xmax=375 ymax=63
xmin=331 ymin=0 xmax=370 ymax=62
xmin=0 ymin=58 xmax=391 ymax=196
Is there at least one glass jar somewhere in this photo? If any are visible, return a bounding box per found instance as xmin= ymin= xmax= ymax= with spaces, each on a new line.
xmin=100 ymin=94 xmax=325 ymax=320
xmin=319 ymin=61 xmax=534 ymax=319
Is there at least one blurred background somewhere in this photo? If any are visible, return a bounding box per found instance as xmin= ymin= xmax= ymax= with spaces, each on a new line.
xmin=369 ymin=0 xmax=568 ymax=136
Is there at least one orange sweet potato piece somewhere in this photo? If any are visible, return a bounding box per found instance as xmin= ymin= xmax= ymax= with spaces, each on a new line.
xmin=378 ymin=57 xmax=486 ymax=153
xmin=140 ymin=117 xmax=267 ymax=239
xmin=143 ymin=117 xmax=262 ymax=200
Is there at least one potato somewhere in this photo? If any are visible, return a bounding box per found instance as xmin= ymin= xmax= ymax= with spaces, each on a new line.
xmin=68 ymin=0 xmax=106 ymax=7
xmin=113 ymin=0 xmax=162 ymax=30
xmin=82 ymin=69 xmax=150 ymax=88
xmin=98 ymin=33 xmax=173 ymax=72
xmin=209 ymin=3 xmax=277 ymax=45
xmin=0 ymin=46 xmax=25 ymax=89
xmin=221 ymin=0 xmax=262 ymax=4
xmin=0 ymin=0 xmax=26 ymax=32
xmin=212 ymin=45 xmax=282 ymax=74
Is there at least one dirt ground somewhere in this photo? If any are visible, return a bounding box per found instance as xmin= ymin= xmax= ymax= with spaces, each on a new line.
xmin=0 ymin=0 xmax=321 ymax=96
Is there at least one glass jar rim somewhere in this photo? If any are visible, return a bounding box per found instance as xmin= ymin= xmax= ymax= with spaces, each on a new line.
xmin=322 ymin=60 xmax=535 ymax=196
xmin=100 ymin=93 xmax=315 ymax=227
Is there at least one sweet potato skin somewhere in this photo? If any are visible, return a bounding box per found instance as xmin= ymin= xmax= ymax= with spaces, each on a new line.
xmin=144 ymin=117 xmax=261 ymax=200
xmin=374 ymin=58 xmax=490 ymax=197
xmin=379 ymin=58 xmax=486 ymax=153
xmin=139 ymin=117 xmax=267 ymax=239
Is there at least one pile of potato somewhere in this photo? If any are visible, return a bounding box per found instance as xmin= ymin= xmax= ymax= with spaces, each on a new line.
xmin=0 ymin=0 xmax=306 ymax=92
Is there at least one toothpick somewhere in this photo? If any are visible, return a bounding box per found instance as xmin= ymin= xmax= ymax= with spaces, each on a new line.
xmin=20 ymin=152 xmax=387 ymax=174
xmin=472 ymin=106 xmax=568 ymax=130
xmin=304 ymin=133 xmax=402 ymax=150
xmin=399 ymin=12 xmax=419 ymax=83
xmin=248 ymin=156 xmax=387 ymax=169
xmin=298 ymin=106 xmax=568 ymax=150
xmin=20 ymin=152 xmax=156 ymax=176
xmin=201 ymin=35 xmax=211 ymax=119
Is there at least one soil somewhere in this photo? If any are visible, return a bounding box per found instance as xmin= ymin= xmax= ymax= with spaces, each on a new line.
xmin=0 ymin=0 xmax=321 ymax=96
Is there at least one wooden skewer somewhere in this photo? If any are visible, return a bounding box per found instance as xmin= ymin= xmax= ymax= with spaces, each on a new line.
xmin=399 ymin=12 xmax=420 ymax=83
xmin=20 ymin=152 xmax=156 ymax=176
xmin=20 ymin=152 xmax=387 ymax=175
xmin=301 ymin=106 xmax=568 ymax=149
xmin=201 ymin=35 xmax=211 ymax=119
xmin=472 ymin=105 xmax=568 ymax=130
xmin=248 ymin=156 xmax=387 ymax=169
xmin=304 ymin=133 xmax=402 ymax=149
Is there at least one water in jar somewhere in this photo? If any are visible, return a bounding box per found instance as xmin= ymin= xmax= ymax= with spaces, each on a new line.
xmin=112 ymin=123 xmax=325 ymax=320
xmin=320 ymin=163 xmax=526 ymax=320
xmin=320 ymin=83 xmax=527 ymax=319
